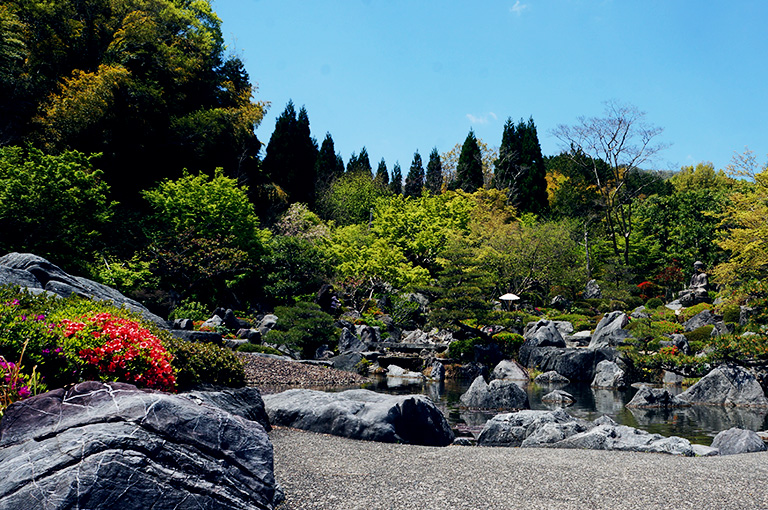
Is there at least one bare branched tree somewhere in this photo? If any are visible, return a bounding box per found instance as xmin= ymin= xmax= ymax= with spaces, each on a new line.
xmin=552 ymin=100 xmax=669 ymax=265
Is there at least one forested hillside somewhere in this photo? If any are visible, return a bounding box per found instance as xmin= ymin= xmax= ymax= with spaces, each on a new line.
xmin=1 ymin=0 xmax=766 ymax=349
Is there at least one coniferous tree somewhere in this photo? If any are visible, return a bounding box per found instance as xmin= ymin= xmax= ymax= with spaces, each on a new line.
xmin=315 ymin=132 xmax=343 ymax=195
xmin=425 ymin=147 xmax=443 ymax=194
xmin=375 ymin=158 xmax=389 ymax=186
xmin=494 ymin=117 xmax=548 ymax=214
xmin=262 ymin=101 xmax=318 ymax=205
xmin=390 ymin=162 xmax=403 ymax=195
xmin=404 ymin=151 xmax=425 ymax=198
xmin=346 ymin=147 xmax=372 ymax=176
xmin=456 ymin=130 xmax=484 ymax=192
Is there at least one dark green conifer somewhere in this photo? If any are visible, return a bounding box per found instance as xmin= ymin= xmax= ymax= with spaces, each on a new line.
xmin=425 ymin=147 xmax=443 ymax=194
xmin=375 ymin=158 xmax=389 ymax=186
xmin=494 ymin=117 xmax=548 ymax=214
xmin=404 ymin=151 xmax=425 ymax=198
xmin=456 ymin=130 xmax=484 ymax=192
xmin=390 ymin=162 xmax=403 ymax=195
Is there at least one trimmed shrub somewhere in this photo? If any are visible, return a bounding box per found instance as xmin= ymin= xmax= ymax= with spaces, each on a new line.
xmin=264 ymin=301 xmax=338 ymax=359
xmin=645 ymin=297 xmax=664 ymax=309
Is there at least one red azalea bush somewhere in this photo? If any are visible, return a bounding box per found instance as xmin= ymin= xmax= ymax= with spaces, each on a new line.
xmin=61 ymin=312 xmax=176 ymax=392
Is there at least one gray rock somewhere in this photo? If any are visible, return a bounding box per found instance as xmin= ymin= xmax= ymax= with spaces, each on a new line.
xmin=263 ymin=388 xmax=454 ymax=446
xmin=663 ymin=370 xmax=685 ymax=385
xmin=169 ymin=330 xmax=223 ymax=345
xmin=683 ymin=309 xmax=720 ymax=332
xmin=518 ymin=320 xmax=566 ymax=366
xmin=591 ymin=360 xmax=627 ymax=388
xmin=524 ymin=346 xmax=615 ymax=382
xmin=457 ymin=362 xmax=489 ymax=381
xmin=387 ymin=364 xmax=425 ymax=380
xmin=550 ymin=295 xmax=572 ymax=310
xmin=0 ymin=381 xmax=276 ymax=509
xmin=330 ymin=352 xmax=364 ymax=372
xmin=201 ymin=314 xmax=223 ymax=330
xmin=534 ymin=370 xmax=571 ymax=385
xmin=357 ymin=325 xmax=381 ymax=344
xmin=258 ymin=314 xmax=279 ymax=336
xmin=710 ymin=321 xmax=735 ymax=337
xmin=678 ymin=365 xmax=768 ymax=407
xmin=222 ymin=309 xmax=244 ymax=332
xmin=429 ymin=360 xmax=445 ymax=382
xmin=711 ymin=427 xmax=767 ymax=455
xmin=740 ymin=306 xmax=759 ymax=326
xmin=626 ymin=387 xmax=689 ymax=408
xmin=477 ymin=409 xmax=577 ymax=447
xmin=584 ymin=279 xmax=602 ymax=299
xmin=541 ymin=389 xmax=575 ymax=406
xmin=630 ymin=305 xmax=650 ymax=319
xmin=173 ymin=318 xmax=194 ymax=330
xmin=183 ymin=386 xmax=271 ymax=432
xmin=692 ymin=444 xmax=720 ymax=456
xmin=339 ymin=328 xmax=366 ymax=353
xmin=0 ymin=265 xmax=42 ymax=289
xmin=589 ymin=311 xmax=632 ymax=349
xmin=552 ymin=320 xmax=575 ymax=337
xmin=459 ymin=376 xmax=529 ymax=410
xmin=491 ymin=359 xmax=529 ymax=381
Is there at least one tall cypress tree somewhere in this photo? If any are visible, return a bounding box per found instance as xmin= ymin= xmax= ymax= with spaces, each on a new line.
xmin=425 ymin=147 xmax=443 ymax=194
xmin=494 ymin=116 xmax=548 ymax=214
xmin=315 ymin=132 xmax=343 ymax=194
xmin=404 ymin=151 xmax=425 ymax=198
xmin=262 ymin=101 xmax=318 ymax=205
xmin=375 ymin=158 xmax=389 ymax=186
xmin=456 ymin=130 xmax=483 ymax=192
xmin=390 ymin=162 xmax=403 ymax=195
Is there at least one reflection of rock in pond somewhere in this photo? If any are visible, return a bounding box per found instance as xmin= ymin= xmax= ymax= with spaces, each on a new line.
xmin=682 ymin=405 xmax=768 ymax=433
xmin=592 ymin=388 xmax=626 ymax=414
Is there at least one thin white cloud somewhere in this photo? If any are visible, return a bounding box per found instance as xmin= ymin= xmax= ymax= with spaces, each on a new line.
xmin=510 ymin=1 xmax=529 ymax=15
xmin=467 ymin=112 xmax=498 ymax=124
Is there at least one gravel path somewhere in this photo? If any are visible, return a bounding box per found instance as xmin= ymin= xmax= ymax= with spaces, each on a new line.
xmin=236 ymin=353 xmax=370 ymax=389
xmin=270 ymin=427 xmax=768 ymax=510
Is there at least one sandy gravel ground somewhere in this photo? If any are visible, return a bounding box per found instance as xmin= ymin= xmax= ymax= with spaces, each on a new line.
xmin=270 ymin=427 xmax=768 ymax=510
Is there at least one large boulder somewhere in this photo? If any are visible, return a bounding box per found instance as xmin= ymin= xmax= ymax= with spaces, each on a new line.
xmin=263 ymin=388 xmax=454 ymax=446
xmin=591 ymin=360 xmax=627 ymax=389
xmin=588 ymin=311 xmax=632 ymax=349
xmin=549 ymin=422 xmax=694 ymax=456
xmin=491 ymin=359 xmax=529 ymax=381
xmin=0 ymin=381 xmax=276 ymax=509
xmin=518 ymin=320 xmax=566 ymax=366
xmin=534 ymin=370 xmax=570 ymax=385
xmin=524 ymin=346 xmax=614 ymax=382
xmin=683 ymin=309 xmax=720 ymax=332
xmin=541 ymin=389 xmax=575 ymax=406
xmin=459 ymin=376 xmax=529 ymax=410
xmin=711 ymin=427 xmax=768 ymax=455
xmin=626 ymin=387 xmax=689 ymax=408
xmin=339 ymin=327 xmax=366 ymax=353
xmin=584 ymin=279 xmax=602 ymax=299
xmin=678 ymin=365 xmax=768 ymax=407
xmin=0 ymin=252 xmax=167 ymax=327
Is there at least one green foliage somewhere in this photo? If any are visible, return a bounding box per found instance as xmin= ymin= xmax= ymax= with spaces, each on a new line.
xmin=315 ymin=132 xmax=345 ymax=194
xmin=141 ymin=169 xmax=270 ymax=305
xmin=372 ymin=191 xmax=474 ymax=271
xmin=387 ymin=295 xmax=422 ymax=330
xmin=683 ymin=325 xmax=715 ymax=344
xmin=163 ymin=335 xmax=245 ymax=390
xmin=264 ymin=301 xmax=338 ymax=359
xmin=491 ymin=331 xmax=526 ymax=358
xmin=547 ymin=313 xmax=594 ymax=332
xmin=235 ymin=343 xmax=283 ymax=356
xmin=448 ymin=337 xmax=483 ymax=362
xmin=0 ymin=146 xmax=113 ymax=274
xmin=318 ymin=171 xmax=390 ymax=226
xmin=486 ymin=310 xmax=539 ymax=332
xmin=90 ymin=255 xmax=156 ymax=296
xmin=645 ymin=297 xmax=664 ymax=309
xmin=389 ymin=162 xmax=403 ymax=195
xmin=678 ymin=303 xmax=712 ymax=322
xmin=168 ymin=300 xmax=209 ymax=322
xmin=4 ymin=0 xmax=265 ymax=203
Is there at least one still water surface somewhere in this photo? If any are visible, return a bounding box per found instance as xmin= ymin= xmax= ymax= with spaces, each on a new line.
xmin=368 ymin=376 xmax=768 ymax=446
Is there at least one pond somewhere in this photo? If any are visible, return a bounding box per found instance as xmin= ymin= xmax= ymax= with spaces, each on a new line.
xmin=365 ymin=376 xmax=768 ymax=446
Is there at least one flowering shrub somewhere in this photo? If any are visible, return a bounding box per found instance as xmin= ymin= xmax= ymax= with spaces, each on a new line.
xmin=0 ymin=347 xmax=44 ymax=416
xmin=62 ymin=312 xmax=176 ymax=392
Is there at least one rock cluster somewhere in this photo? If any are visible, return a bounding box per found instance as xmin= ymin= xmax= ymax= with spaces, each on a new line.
xmin=478 ymin=409 xmax=696 ymax=456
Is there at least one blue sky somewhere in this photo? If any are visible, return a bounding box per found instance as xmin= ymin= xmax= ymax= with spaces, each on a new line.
xmin=214 ymin=0 xmax=768 ymax=174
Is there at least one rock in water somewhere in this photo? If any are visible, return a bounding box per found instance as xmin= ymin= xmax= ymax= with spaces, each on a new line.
xmin=0 ymin=381 xmax=276 ymax=509
xmin=678 ymin=365 xmax=768 ymax=407
xmin=263 ymin=388 xmax=455 ymax=446
xmin=459 ymin=376 xmax=529 ymax=410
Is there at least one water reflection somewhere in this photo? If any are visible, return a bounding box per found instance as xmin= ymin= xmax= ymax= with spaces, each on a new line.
xmin=367 ymin=375 xmax=768 ymax=446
